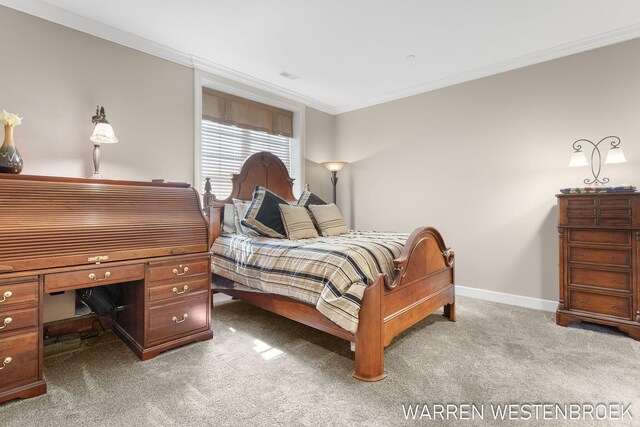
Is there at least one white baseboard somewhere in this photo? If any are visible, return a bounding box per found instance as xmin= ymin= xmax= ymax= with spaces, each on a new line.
xmin=456 ymin=285 xmax=557 ymax=312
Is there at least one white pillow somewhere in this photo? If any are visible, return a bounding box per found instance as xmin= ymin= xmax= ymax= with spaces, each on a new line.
xmin=221 ymin=204 xmax=237 ymax=235
xmin=232 ymin=199 xmax=259 ymax=236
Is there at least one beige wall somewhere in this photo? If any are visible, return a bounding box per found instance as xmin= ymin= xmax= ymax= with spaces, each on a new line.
xmin=0 ymin=6 xmax=194 ymax=183
xmin=331 ymin=38 xmax=640 ymax=301
xmin=304 ymin=107 xmax=335 ymax=203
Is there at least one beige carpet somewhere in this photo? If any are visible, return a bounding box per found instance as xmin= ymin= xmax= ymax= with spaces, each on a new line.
xmin=1 ymin=295 xmax=639 ymax=426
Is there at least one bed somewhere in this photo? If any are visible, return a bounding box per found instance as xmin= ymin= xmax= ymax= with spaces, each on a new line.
xmin=203 ymin=152 xmax=455 ymax=381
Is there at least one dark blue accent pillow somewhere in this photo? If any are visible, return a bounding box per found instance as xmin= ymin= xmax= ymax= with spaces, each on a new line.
xmin=241 ymin=186 xmax=290 ymax=238
xmin=296 ymin=191 xmax=326 ymax=208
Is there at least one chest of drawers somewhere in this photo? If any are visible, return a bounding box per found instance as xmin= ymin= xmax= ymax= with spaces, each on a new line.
xmin=556 ymin=193 xmax=640 ymax=339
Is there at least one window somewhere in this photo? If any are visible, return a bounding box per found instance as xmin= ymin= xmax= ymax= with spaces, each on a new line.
xmin=200 ymin=120 xmax=291 ymax=197
xmin=198 ymin=87 xmax=295 ymax=198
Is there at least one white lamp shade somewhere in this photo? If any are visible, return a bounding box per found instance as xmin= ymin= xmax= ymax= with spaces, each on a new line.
xmin=90 ymin=122 xmax=118 ymax=144
xmin=568 ymin=151 xmax=588 ymax=167
xmin=321 ymin=161 xmax=348 ymax=172
xmin=604 ymin=147 xmax=627 ymax=164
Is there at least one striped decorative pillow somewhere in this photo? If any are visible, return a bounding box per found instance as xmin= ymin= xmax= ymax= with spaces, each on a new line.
xmin=307 ymin=203 xmax=348 ymax=237
xmin=279 ymin=204 xmax=319 ymax=239
xmin=296 ymin=191 xmax=326 ymax=208
xmin=241 ymin=186 xmax=290 ymax=238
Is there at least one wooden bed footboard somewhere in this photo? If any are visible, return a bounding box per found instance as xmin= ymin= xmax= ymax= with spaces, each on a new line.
xmin=354 ymin=226 xmax=455 ymax=381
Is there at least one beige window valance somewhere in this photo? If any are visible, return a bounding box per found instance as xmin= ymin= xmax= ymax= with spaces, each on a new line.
xmin=202 ymin=88 xmax=294 ymax=138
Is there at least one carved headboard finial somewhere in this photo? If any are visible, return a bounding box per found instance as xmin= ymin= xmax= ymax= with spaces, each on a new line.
xmin=304 ymin=184 xmax=310 ymax=192
xmin=203 ymin=177 xmax=214 ymax=208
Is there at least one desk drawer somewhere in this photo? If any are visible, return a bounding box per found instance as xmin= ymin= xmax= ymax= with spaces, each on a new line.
xmin=568 ymin=230 xmax=631 ymax=245
xmin=568 ymin=247 xmax=630 ymax=267
xmin=0 ymin=281 xmax=38 ymax=308
xmin=569 ymin=290 xmax=631 ymax=319
xmin=146 ymin=296 xmax=209 ymax=345
xmin=569 ymin=267 xmax=630 ymax=292
xmin=148 ymin=278 xmax=209 ymax=303
xmin=0 ymin=307 xmax=38 ymax=335
xmin=567 ymin=217 xmax=596 ymax=226
xmin=0 ymin=331 xmax=39 ymax=390
xmin=45 ymin=264 xmax=144 ymax=292
xmin=147 ymin=258 xmax=209 ymax=283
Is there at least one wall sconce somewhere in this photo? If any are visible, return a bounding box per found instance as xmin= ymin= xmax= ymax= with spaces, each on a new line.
xmin=569 ymin=136 xmax=626 ymax=185
xmin=89 ymin=106 xmax=118 ymax=179
xmin=321 ymin=161 xmax=348 ymax=204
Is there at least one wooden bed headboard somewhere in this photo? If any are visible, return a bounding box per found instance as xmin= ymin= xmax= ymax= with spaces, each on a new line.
xmin=203 ymin=151 xmax=296 ymax=208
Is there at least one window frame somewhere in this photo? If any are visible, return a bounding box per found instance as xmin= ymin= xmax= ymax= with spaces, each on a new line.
xmin=194 ymin=69 xmax=305 ymax=200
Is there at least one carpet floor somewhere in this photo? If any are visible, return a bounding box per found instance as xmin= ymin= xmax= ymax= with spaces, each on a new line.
xmin=0 ymin=295 xmax=639 ymax=426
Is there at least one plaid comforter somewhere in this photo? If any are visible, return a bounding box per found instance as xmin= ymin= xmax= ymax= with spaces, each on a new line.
xmin=211 ymin=231 xmax=409 ymax=334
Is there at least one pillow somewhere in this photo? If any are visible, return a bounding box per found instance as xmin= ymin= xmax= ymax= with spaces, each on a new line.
xmin=307 ymin=203 xmax=349 ymax=237
xmin=241 ymin=186 xmax=290 ymax=238
xmin=296 ymin=191 xmax=327 ymax=208
xmin=221 ymin=203 xmax=237 ymax=235
xmin=232 ymin=199 xmax=258 ymax=236
xmin=279 ymin=204 xmax=319 ymax=240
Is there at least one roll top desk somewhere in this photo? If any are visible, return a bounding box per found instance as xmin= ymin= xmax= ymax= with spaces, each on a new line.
xmin=0 ymin=175 xmax=213 ymax=403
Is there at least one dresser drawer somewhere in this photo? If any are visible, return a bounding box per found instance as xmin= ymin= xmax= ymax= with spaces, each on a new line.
xmin=148 ymin=278 xmax=209 ymax=303
xmin=569 ymin=267 xmax=630 ymax=292
xmin=0 ymin=331 xmax=39 ymax=390
xmin=0 ymin=307 xmax=38 ymax=335
xmin=569 ymin=291 xmax=631 ymax=319
xmin=146 ymin=296 xmax=209 ymax=345
xmin=598 ymin=217 xmax=631 ymax=227
xmin=0 ymin=281 xmax=38 ymax=308
xmin=568 ymin=247 xmax=630 ymax=267
xmin=567 ymin=208 xmax=596 ymax=216
xmin=567 ymin=198 xmax=595 ymax=207
xmin=567 ymin=217 xmax=596 ymax=226
xmin=147 ymin=258 xmax=209 ymax=283
xmin=599 ymin=197 xmax=632 ymax=207
xmin=568 ymin=230 xmax=631 ymax=245
xmin=45 ymin=264 xmax=144 ymax=292
xmin=598 ymin=208 xmax=631 ymax=217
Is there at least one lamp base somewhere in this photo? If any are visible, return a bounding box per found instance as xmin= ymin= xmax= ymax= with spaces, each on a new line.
xmin=90 ymin=172 xmax=103 ymax=180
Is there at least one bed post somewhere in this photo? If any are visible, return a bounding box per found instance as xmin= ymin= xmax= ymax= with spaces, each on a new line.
xmin=353 ymin=276 xmax=386 ymax=382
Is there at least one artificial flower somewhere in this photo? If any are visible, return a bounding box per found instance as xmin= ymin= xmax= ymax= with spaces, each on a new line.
xmin=0 ymin=110 xmax=23 ymax=127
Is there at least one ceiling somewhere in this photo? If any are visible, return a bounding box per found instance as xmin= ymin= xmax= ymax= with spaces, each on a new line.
xmin=5 ymin=0 xmax=640 ymax=114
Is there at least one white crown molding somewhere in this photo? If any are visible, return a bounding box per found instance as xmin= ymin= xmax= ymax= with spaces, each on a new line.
xmin=3 ymin=0 xmax=640 ymax=116
xmin=0 ymin=0 xmax=336 ymax=115
xmin=334 ymin=23 xmax=640 ymax=114
xmin=456 ymin=285 xmax=557 ymax=312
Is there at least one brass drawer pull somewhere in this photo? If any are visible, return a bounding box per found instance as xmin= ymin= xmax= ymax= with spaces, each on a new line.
xmin=611 ymin=256 xmax=617 ymax=261
xmin=172 ymin=265 xmax=189 ymax=276
xmin=579 ymin=299 xmax=588 ymax=305
xmin=0 ymin=356 xmax=12 ymax=370
xmin=0 ymin=291 xmax=12 ymax=303
xmin=89 ymin=272 xmax=111 ymax=282
xmin=611 ymin=234 xmax=617 ymax=240
xmin=172 ymin=314 xmax=189 ymax=324
xmin=172 ymin=285 xmax=189 ymax=295
xmin=0 ymin=317 xmax=12 ymax=330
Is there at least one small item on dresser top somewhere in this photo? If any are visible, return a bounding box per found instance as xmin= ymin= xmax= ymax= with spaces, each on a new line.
xmin=0 ymin=109 xmax=24 ymax=174
xmin=559 ymin=185 xmax=636 ymax=194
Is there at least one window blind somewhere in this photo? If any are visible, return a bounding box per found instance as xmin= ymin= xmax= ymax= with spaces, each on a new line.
xmin=200 ymin=120 xmax=291 ymax=197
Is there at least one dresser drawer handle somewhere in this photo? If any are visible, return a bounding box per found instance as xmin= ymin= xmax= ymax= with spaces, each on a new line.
xmin=0 ymin=317 xmax=12 ymax=330
xmin=172 ymin=265 xmax=189 ymax=276
xmin=611 ymin=256 xmax=617 ymax=261
xmin=172 ymin=285 xmax=189 ymax=295
xmin=0 ymin=357 xmax=12 ymax=370
xmin=0 ymin=291 xmax=12 ymax=303
xmin=612 ymin=305 xmax=618 ymax=310
xmin=579 ymin=299 xmax=587 ymax=305
xmin=89 ymin=272 xmax=111 ymax=282
xmin=612 ymin=279 xmax=618 ymax=284
xmin=172 ymin=314 xmax=189 ymax=324
xmin=611 ymin=234 xmax=617 ymax=240
xmin=578 ymin=275 xmax=586 ymax=280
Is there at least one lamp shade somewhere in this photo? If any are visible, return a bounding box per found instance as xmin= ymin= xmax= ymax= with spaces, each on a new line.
xmin=321 ymin=161 xmax=348 ymax=172
xmin=568 ymin=151 xmax=588 ymax=167
xmin=604 ymin=147 xmax=627 ymax=164
xmin=90 ymin=121 xmax=118 ymax=145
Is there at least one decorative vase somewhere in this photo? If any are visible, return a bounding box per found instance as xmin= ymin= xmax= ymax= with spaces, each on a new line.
xmin=0 ymin=125 xmax=23 ymax=174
